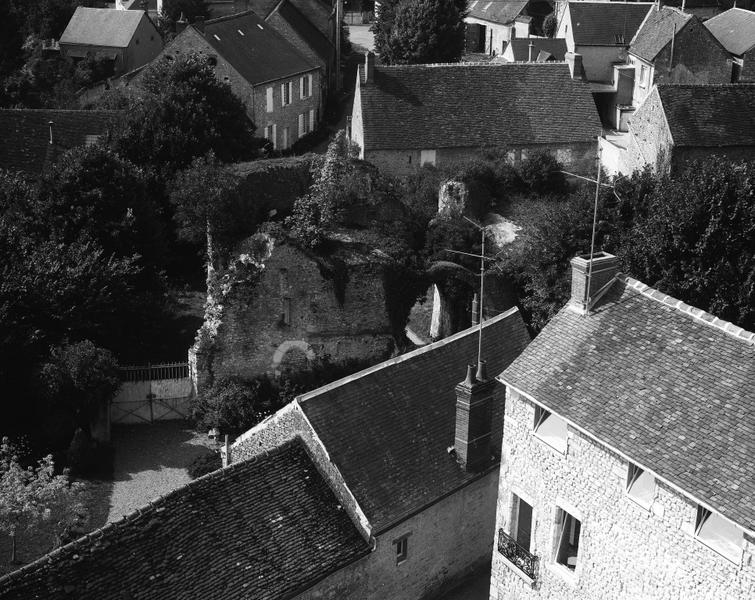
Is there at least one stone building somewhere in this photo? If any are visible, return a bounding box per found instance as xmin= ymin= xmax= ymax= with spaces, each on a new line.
xmin=465 ymin=0 xmax=554 ymax=55
xmin=704 ymin=7 xmax=755 ymax=82
xmin=489 ymin=252 xmax=755 ymax=599
xmin=350 ymin=54 xmax=601 ymax=177
xmin=147 ymin=11 xmax=322 ymax=149
xmin=59 ymin=7 xmax=163 ymax=76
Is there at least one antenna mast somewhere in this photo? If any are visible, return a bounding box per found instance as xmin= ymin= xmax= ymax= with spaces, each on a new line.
xmin=585 ymin=143 xmax=602 ymax=309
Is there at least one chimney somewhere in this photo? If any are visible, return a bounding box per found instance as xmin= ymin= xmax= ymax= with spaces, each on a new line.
xmin=176 ymin=12 xmax=188 ymax=34
xmin=569 ymin=251 xmax=619 ymax=314
xmin=364 ymin=51 xmax=375 ymax=83
xmin=454 ymin=361 xmax=496 ymax=472
xmin=528 ymin=40 xmax=534 ymax=62
xmin=565 ymin=52 xmax=586 ymax=80
xmin=48 ymin=120 xmax=54 ymax=145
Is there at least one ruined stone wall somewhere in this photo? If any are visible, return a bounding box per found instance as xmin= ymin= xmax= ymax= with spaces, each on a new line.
xmin=490 ymin=388 xmax=755 ymax=600
xmin=195 ymin=239 xmax=395 ymax=387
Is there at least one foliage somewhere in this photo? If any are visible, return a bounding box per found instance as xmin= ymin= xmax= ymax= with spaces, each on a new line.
xmin=0 ymin=437 xmax=86 ymax=563
xmin=0 ymin=0 xmax=24 ymax=78
xmin=518 ymin=150 xmax=567 ymax=196
xmin=543 ymin=12 xmax=557 ymax=38
xmin=65 ymin=430 xmax=114 ymax=479
xmin=620 ymin=159 xmax=755 ymax=330
xmin=111 ymin=53 xmax=256 ymax=177
xmin=378 ymin=0 xmax=467 ymax=64
xmin=371 ymin=0 xmax=399 ymax=60
xmin=40 ymin=341 xmax=120 ymax=436
xmin=188 ymin=451 xmax=222 ymax=479
xmin=160 ymin=0 xmax=209 ymax=24
xmin=287 ymin=130 xmax=359 ymax=248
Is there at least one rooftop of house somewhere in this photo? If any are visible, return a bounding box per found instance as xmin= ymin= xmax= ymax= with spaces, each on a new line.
xmin=0 ymin=438 xmax=370 ymax=599
xmin=501 ymin=271 xmax=755 ymax=533
xmin=629 ymin=6 xmax=694 ymax=61
xmin=704 ymin=7 xmax=755 ymax=55
xmin=467 ymin=0 xmax=553 ymax=25
xmin=197 ymin=10 xmax=317 ymax=85
xmin=246 ymin=0 xmax=333 ymax=37
xmin=60 ymin=6 xmax=147 ymax=48
xmin=297 ymin=307 xmax=530 ymax=533
xmin=272 ymin=0 xmax=334 ymax=64
xmin=506 ymin=38 xmax=568 ymax=61
xmin=567 ymin=1 xmax=654 ymax=46
xmin=357 ymin=62 xmax=601 ymax=151
xmin=0 ymin=109 xmax=119 ymax=177
xmin=654 ymin=83 xmax=755 ymax=147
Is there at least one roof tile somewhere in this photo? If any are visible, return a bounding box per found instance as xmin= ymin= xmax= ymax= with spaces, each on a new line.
xmin=568 ymin=2 xmax=653 ymax=46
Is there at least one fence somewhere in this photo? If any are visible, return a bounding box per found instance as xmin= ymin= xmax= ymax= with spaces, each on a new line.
xmin=112 ymin=362 xmax=192 ymax=425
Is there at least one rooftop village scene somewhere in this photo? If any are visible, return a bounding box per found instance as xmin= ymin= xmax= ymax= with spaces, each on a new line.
xmin=0 ymin=0 xmax=754 ymax=598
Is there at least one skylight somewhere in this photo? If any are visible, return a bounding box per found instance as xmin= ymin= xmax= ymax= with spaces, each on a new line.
xmin=238 ymin=29 xmax=245 ymax=36
xmin=257 ymin=23 xmax=264 ymax=30
xmin=213 ymin=34 xmax=220 ymax=41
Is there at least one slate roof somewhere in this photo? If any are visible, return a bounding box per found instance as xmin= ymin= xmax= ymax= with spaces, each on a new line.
xmin=501 ymin=275 xmax=755 ymax=532
xmin=507 ymin=38 xmax=567 ymax=61
xmin=200 ymin=10 xmax=317 ymax=85
xmin=704 ymin=8 xmax=755 ymax=55
xmin=629 ymin=6 xmax=693 ymax=61
xmin=273 ymin=0 xmax=334 ymax=65
xmin=656 ymin=83 xmax=755 ymax=147
xmin=568 ymin=2 xmax=653 ymax=46
xmin=358 ymin=63 xmax=601 ymax=151
xmin=0 ymin=439 xmax=370 ymax=600
xmin=0 ymin=109 xmax=118 ymax=177
xmin=298 ymin=308 xmax=530 ymax=533
xmin=246 ymin=0 xmax=333 ymax=37
xmin=60 ymin=7 xmax=145 ymax=48
xmin=467 ymin=0 xmax=529 ymax=24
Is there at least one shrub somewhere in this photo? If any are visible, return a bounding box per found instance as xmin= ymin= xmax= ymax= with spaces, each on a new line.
xmin=188 ymin=451 xmax=222 ymax=479
xmin=519 ymin=150 xmax=567 ymax=196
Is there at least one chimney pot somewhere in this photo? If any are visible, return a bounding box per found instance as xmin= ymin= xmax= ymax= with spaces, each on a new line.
xmin=364 ymin=51 xmax=375 ymax=83
xmin=569 ymin=251 xmax=619 ymax=313
xmin=528 ymin=41 xmax=534 ymax=62
xmin=463 ymin=364 xmax=476 ymax=387
xmin=476 ymin=360 xmax=487 ymax=383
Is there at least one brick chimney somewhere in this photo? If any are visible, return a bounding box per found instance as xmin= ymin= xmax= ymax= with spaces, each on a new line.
xmin=454 ymin=361 xmax=496 ymax=472
xmin=565 ymin=52 xmax=586 ymax=80
xmin=569 ymin=251 xmax=619 ymax=314
xmin=364 ymin=51 xmax=375 ymax=83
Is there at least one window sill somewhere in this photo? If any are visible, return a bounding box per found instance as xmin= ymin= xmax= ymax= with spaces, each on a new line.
xmin=531 ymin=432 xmax=567 ymax=456
xmin=626 ymin=493 xmax=653 ymax=512
xmin=694 ymin=537 xmax=743 ymax=566
xmin=498 ymin=553 xmax=536 ymax=587
xmin=545 ymin=561 xmax=579 ymax=587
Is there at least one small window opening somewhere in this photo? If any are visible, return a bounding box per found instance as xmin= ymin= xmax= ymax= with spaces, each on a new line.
xmin=282 ymin=298 xmax=291 ymax=326
xmin=534 ymin=406 xmax=568 ymax=453
xmin=238 ymin=29 xmax=245 ymax=36
xmin=695 ymin=506 xmax=743 ymax=563
xmin=510 ymin=494 xmax=533 ymax=552
xmin=554 ymin=508 xmax=581 ymax=571
xmin=394 ymin=534 xmax=409 ymax=564
xmin=626 ymin=463 xmax=655 ymax=508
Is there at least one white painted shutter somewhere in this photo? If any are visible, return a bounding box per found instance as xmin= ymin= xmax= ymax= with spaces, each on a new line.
xmin=307 ymin=74 xmax=312 ymax=97
xmin=282 ymin=127 xmax=289 ymax=149
xmin=271 ymin=124 xmax=277 ymax=149
xmin=300 ymin=77 xmax=305 ymax=99
xmin=298 ymin=113 xmax=305 ymax=137
xmin=280 ymin=83 xmax=285 ymax=106
xmin=266 ymin=87 xmax=273 ymax=112
xmin=308 ymin=109 xmax=315 ymax=133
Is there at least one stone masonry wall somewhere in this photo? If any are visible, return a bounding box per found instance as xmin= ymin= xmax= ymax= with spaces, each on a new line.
xmin=624 ymin=87 xmax=672 ymax=173
xmin=297 ymin=471 xmax=499 ymax=600
xmin=490 ymin=389 xmax=755 ymax=600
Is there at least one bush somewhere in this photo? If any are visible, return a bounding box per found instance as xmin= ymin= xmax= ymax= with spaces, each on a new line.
xmin=188 ymin=451 xmax=222 ymax=479
xmin=543 ymin=13 xmax=557 ymax=38
xmin=519 ymin=150 xmax=567 ymax=196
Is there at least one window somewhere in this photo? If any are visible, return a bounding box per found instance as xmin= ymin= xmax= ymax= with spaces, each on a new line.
xmin=639 ymin=64 xmax=649 ymax=88
xmin=282 ymin=127 xmax=289 ymax=149
xmin=308 ymin=109 xmax=315 ymax=133
xmin=266 ymin=87 xmax=273 ymax=113
xmin=298 ymin=113 xmax=306 ymax=137
xmin=281 ymin=81 xmax=292 ymax=106
xmin=533 ymin=406 xmax=568 ymax=453
xmin=510 ymin=494 xmax=533 ymax=552
xmin=626 ymin=463 xmax=655 ymax=508
xmin=420 ymin=149 xmax=436 ymax=166
xmin=393 ymin=533 xmax=410 ymax=564
xmin=281 ymin=298 xmax=291 ymax=325
xmin=554 ymin=508 xmax=581 ymax=571
xmin=263 ymin=124 xmax=277 ymax=150
xmin=300 ymin=74 xmax=312 ymax=99
xmin=695 ymin=506 xmax=743 ymax=563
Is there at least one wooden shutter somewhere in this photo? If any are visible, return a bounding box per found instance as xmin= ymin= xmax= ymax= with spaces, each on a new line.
xmin=300 ymin=77 xmax=305 ymax=99
xmin=308 ymin=109 xmax=315 ymax=133
xmin=266 ymin=87 xmax=273 ymax=112
xmin=298 ymin=114 xmax=305 ymax=137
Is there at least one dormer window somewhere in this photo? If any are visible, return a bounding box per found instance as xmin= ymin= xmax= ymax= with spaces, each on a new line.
xmin=694 ymin=506 xmax=743 ymax=564
xmin=626 ymin=463 xmax=655 ymax=509
xmin=533 ymin=406 xmax=567 ymax=453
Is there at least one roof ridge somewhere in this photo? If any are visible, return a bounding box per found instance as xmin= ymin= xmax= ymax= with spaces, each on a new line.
xmin=205 ymin=9 xmax=259 ymax=26
xmin=0 ymin=437 xmax=304 ymax=587
xmin=657 ymin=82 xmax=755 ymax=87
xmin=380 ymin=62 xmax=570 ymax=69
xmin=297 ymin=307 xmax=521 ymax=404
xmin=620 ymin=274 xmax=755 ymax=345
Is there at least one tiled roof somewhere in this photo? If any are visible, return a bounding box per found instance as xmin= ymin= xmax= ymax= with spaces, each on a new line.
xmin=358 ymin=63 xmax=601 ymax=151
xmin=298 ymin=308 xmax=530 ymax=533
xmin=467 ymin=0 xmax=529 ymax=24
xmin=704 ymin=8 xmax=755 ymax=55
xmin=273 ymin=0 xmax=333 ymax=65
xmin=60 ymin=7 xmax=144 ymax=48
xmin=0 ymin=109 xmax=118 ymax=177
xmin=0 ymin=439 xmax=370 ymax=600
xmin=246 ymin=0 xmax=333 ymax=38
xmin=201 ymin=11 xmax=317 ymax=86
xmin=568 ymin=2 xmax=653 ymax=46
xmin=629 ymin=6 xmax=693 ymax=61
xmin=501 ymin=275 xmax=755 ymax=532
xmin=507 ymin=38 xmax=567 ymax=61
xmin=656 ymin=83 xmax=755 ymax=147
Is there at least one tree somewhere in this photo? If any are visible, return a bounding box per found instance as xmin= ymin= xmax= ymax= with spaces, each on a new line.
xmin=160 ymin=0 xmax=209 ymax=24
xmin=620 ymin=159 xmax=755 ymax=330
xmin=377 ymin=0 xmax=467 ymax=65
xmin=0 ymin=437 xmax=86 ymax=563
xmin=111 ymin=53 xmax=257 ymax=177
xmin=543 ymin=12 xmax=557 ymax=38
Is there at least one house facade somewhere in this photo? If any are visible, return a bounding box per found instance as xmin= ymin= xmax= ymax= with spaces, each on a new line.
xmin=500 ymin=38 xmax=567 ymax=62
xmin=350 ymin=53 xmax=601 ymax=177
xmin=59 ymin=7 xmax=163 ymax=76
xmin=465 ymin=0 xmax=554 ymax=55
xmin=489 ymin=252 xmax=755 ymax=599
xmin=704 ymin=7 xmax=755 ymax=82
xmin=151 ymin=11 xmax=321 ymax=149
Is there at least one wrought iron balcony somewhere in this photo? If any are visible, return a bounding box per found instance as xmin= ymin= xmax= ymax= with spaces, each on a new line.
xmin=497 ymin=528 xmax=539 ymax=581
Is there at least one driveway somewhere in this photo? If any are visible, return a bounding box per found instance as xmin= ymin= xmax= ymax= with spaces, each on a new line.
xmin=348 ymin=24 xmax=375 ymax=53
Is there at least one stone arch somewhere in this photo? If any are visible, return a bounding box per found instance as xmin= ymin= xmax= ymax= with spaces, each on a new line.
xmin=426 ymin=261 xmax=478 ymax=342
xmin=271 ymin=340 xmax=316 ymax=377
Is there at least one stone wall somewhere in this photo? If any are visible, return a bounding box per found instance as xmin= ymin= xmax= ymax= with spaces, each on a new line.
xmin=194 ymin=238 xmax=396 ymax=388
xmin=624 ymin=86 xmax=671 ymax=173
xmin=490 ymin=388 xmax=755 ymax=600
xmin=296 ymin=471 xmax=499 ymax=600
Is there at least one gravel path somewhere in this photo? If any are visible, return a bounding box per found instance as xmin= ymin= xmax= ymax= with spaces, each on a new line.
xmin=108 ymin=422 xmax=219 ymax=523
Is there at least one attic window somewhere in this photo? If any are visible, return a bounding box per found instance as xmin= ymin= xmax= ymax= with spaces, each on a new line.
xmin=533 ymin=406 xmax=568 ymax=453
xmin=614 ymin=33 xmax=625 ymax=45
xmin=393 ymin=533 xmax=411 ymax=565
xmin=257 ymin=23 xmax=264 ymax=30
xmin=213 ymin=34 xmax=221 ymax=41
xmin=695 ymin=507 xmax=743 ymax=563
xmin=84 ymin=134 xmax=99 ymax=147
xmin=626 ymin=463 xmax=655 ymax=509
xmin=483 ymin=1 xmax=493 ymax=9
xmin=238 ymin=29 xmax=245 ymax=36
